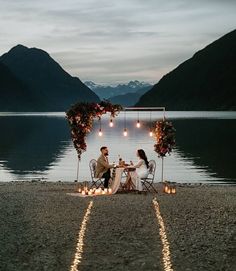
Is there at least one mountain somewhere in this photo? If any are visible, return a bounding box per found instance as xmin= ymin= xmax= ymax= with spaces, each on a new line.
xmin=0 ymin=45 xmax=99 ymax=111
xmin=137 ymin=29 xmax=236 ymax=110
xmin=84 ymin=80 xmax=152 ymax=99
xmin=0 ymin=62 xmax=40 ymax=111
xmin=108 ymin=85 xmax=152 ymax=106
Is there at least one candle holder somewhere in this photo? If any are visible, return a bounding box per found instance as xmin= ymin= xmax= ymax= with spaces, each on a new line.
xmin=163 ymin=182 xmax=177 ymax=195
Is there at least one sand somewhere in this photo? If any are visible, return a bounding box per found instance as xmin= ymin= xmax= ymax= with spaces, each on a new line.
xmin=0 ymin=182 xmax=235 ymax=271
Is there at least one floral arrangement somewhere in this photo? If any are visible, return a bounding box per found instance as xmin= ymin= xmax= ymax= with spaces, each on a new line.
xmin=66 ymin=100 xmax=123 ymax=160
xmin=154 ymin=119 xmax=176 ymax=157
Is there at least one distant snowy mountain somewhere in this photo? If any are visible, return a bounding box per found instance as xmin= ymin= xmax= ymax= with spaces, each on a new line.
xmin=84 ymin=80 xmax=152 ymax=99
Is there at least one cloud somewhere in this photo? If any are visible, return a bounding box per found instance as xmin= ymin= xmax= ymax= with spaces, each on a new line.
xmin=0 ymin=0 xmax=235 ymax=84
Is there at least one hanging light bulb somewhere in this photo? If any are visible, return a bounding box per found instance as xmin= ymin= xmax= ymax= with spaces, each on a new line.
xmin=136 ymin=111 xmax=141 ymax=128
xmin=123 ymin=110 xmax=127 ymax=136
xmin=149 ymin=111 xmax=153 ymax=137
xmin=109 ymin=119 xmax=113 ymax=127
xmin=98 ymin=118 xmax=103 ymax=136
xmin=98 ymin=128 xmax=103 ymax=136
xmin=136 ymin=120 xmax=141 ymax=128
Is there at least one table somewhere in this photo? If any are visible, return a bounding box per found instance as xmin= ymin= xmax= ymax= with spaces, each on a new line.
xmin=110 ymin=167 xmax=139 ymax=194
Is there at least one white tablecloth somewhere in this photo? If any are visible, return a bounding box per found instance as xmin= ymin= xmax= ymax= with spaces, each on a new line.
xmin=111 ymin=168 xmax=124 ymax=194
xmin=110 ymin=167 xmax=143 ymax=193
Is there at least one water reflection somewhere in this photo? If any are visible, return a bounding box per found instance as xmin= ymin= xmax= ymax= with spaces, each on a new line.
xmin=0 ymin=116 xmax=70 ymax=178
xmin=0 ymin=112 xmax=235 ymax=183
xmin=173 ymin=119 xmax=236 ymax=180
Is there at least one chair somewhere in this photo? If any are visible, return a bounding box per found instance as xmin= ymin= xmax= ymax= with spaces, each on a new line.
xmin=141 ymin=160 xmax=158 ymax=193
xmin=89 ymin=159 xmax=105 ymax=188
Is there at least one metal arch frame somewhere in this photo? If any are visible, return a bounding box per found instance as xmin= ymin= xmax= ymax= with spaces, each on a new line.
xmin=76 ymin=106 xmax=166 ymax=183
xmin=123 ymin=107 xmax=166 ymax=120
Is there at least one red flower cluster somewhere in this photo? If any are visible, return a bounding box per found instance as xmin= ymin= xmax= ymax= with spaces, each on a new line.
xmin=154 ymin=119 xmax=176 ymax=157
xmin=66 ymin=101 xmax=123 ymax=160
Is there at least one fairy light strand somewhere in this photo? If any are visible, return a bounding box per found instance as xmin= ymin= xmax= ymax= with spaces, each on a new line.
xmin=70 ymin=201 xmax=94 ymax=271
xmin=153 ymin=198 xmax=174 ymax=271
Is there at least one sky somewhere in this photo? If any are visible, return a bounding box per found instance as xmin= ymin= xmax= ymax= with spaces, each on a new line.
xmin=0 ymin=0 xmax=235 ymax=85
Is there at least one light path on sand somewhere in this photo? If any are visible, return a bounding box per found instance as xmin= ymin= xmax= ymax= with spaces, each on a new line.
xmin=70 ymin=200 xmax=94 ymax=271
xmin=69 ymin=196 xmax=173 ymax=271
xmin=70 ymin=195 xmax=164 ymax=270
xmin=153 ymin=198 xmax=174 ymax=271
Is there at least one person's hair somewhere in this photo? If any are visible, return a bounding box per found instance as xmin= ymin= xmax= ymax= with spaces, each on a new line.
xmin=137 ymin=149 xmax=149 ymax=168
xmin=100 ymin=146 xmax=107 ymax=152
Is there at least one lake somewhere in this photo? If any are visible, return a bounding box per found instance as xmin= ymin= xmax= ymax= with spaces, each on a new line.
xmin=0 ymin=111 xmax=235 ymax=184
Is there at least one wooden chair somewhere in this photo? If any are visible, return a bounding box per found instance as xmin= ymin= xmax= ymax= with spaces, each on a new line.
xmin=141 ymin=160 xmax=158 ymax=193
xmin=89 ymin=159 xmax=105 ymax=188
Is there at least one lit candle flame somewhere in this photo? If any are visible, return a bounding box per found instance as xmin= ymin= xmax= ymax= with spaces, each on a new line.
xmin=123 ymin=128 xmax=128 ymax=136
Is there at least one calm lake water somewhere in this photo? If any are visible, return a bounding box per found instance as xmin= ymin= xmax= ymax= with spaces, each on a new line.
xmin=0 ymin=111 xmax=235 ymax=184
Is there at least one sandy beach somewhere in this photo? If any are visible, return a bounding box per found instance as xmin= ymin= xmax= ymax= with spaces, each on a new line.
xmin=0 ymin=182 xmax=235 ymax=271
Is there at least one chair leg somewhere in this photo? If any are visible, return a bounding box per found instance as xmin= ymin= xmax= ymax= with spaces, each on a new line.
xmin=90 ymin=179 xmax=104 ymax=189
xmin=142 ymin=181 xmax=158 ymax=193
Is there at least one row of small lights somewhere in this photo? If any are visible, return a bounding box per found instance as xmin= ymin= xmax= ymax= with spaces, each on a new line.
xmin=98 ymin=118 xmax=154 ymax=137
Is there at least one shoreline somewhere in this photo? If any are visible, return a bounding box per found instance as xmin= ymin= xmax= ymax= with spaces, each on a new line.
xmin=0 ymin=180 xmax=236 ymax=186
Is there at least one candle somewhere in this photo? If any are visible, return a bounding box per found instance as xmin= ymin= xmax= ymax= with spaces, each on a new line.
xmin=95 ymin=189 xmax=99 ymax=195
xmin=88 ymin=191 xmax=93 ymax=196
xmin=164 ymin=185 xmax=169 ymax=193
xmin=108 ymin=188 xmax=112 ymax=194
xmin=171 ymin=187 xmax=176 ymax=194
xmin=104 ymin=188 xmax=108 ymax=194
xmin=78 ymin=188 xmax=82 ymax=193
xmin=102 ymin=190 xmax=106 ymax=195
xmin=82 ymin=190 xmax=86 ymax=196
xmin=167 ymin=188 xmax=171 ymax=194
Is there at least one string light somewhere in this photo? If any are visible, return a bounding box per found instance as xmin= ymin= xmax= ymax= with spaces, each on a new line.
xmin=149 ymin=129 xmax=153 ymax=137
xmin=98 ymin=128 xmax=103 ymax=136
xmin=136 ymin=111 xmax=141 ymax=128
xmin=123 ymin=110 xmax=128 ymax=136
xmin=136 ymin=119 xmax=141 ymax=128
xmin=109 ymin=118 xmax=114 ymax=127
xmin=153 ymin=198 xmax=173 ymax=271
xmin=149 ymin=111 xmax=153 ymax=137
xmin=98 ymin=118 xmax=102 ymax=136
xmin=70 ymin=201 xmax=93 ymax=271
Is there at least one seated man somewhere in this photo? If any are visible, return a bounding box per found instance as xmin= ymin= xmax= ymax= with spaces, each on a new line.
xmin=95 ymin=146 xmax=115 ymax=188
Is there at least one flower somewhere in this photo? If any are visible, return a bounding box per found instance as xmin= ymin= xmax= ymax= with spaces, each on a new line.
xmin=66 ymin=101 xmax=123 ymax=160
xmin=154 ymin=120 xmax=176 ymax=157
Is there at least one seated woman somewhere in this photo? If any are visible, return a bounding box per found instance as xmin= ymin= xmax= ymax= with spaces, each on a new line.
xmin=128 ymin=149 xmax=149 ymax=191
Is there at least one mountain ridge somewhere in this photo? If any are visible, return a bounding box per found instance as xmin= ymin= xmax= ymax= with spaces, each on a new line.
xmin=84 ymin=80 xmax=152 ymax=99
xmin=0 ymin=44 xmax=99 ymax=111
xmin=136 ymin=29 xmax=236 ymax=110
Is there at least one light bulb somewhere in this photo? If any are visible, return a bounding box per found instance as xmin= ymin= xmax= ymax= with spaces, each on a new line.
xmin=136 ymin=120 xmax=141 ymax=128
xmin=123 ymin=128 xmax=128 ymax=137
xmin=109 ymin=119 xmax=113 ymax=127
xmin=149 ymin=131 xmax=153 ymax=137
xmin=98 ymin=129 xmax=103 ymax=136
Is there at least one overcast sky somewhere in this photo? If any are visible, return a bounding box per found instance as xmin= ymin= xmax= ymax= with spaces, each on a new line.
xmin=0 ymin=0 xmax=235 ymax=84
